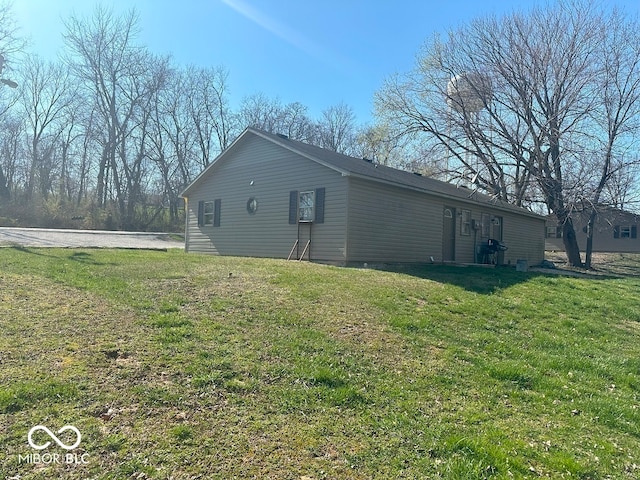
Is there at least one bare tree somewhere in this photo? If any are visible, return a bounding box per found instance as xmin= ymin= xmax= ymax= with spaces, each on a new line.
xmin=54 ymin=87 xmax=98 ymax=206
xmin=63 ymin=6 xmax=134 ymax=211
xmin=187 ymin=66 xmax=235 ymax=168
xmin=64 ymin=6 xmax=159 ymax=229
xmin=0 ymin=0 xmax=25 ymax=94
xmin=0 ymin=1 xmax=23 ymax=54
xmin=238 ymin=92 xmax=282 ymax=133
xmin=604 ymin=162 xmax=640 ymax=211
xmin=0 ymin=1 xmax=25 ymax=201
xmin=18 ymin=55 xmax=72 ymax=201
xmin=0 ymin=113 xmax=23 ymax=200
xmin=376 ymin=0 xmax=640 ymax=267
xmin=352 ymin=123 xmax=407 ymax=167
xmin=278 ymin=101 xmax=315 ymax=142
xmin=147 ymin=65 xmax=190 ymax=224
xmin=238 ymin=93 xmax=315 ymax=143
xmin=316 ymin=102 xmax=357 ymax=154
xmin=581 ymin=9 xmax=640 ymax=268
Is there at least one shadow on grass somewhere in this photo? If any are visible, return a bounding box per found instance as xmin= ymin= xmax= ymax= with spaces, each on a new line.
xmin=375 ymin=263 xmax=616 ymax=295
xmin=6 ymin=245 xmax=58 ymax=257
xmin=67 ymin=250 xmax=113 ymax=266
xmin=5 ymin=245 xmax=117 ymax=267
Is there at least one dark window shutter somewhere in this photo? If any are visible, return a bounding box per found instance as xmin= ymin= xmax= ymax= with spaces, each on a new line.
xmin=315 ymin=187 xmax=325 ymax=224
xmin=197 ymin=200 xmax=204 ymax=227
xmin=213 ymin=199 xmax=221 ymax=227
xmin=614 ymin=225 xmax=620 ymax=238
xmin=288 ymin=190 xmax=298 ymax=224
xmin=632 ymin=225 xmax=637 ymax=239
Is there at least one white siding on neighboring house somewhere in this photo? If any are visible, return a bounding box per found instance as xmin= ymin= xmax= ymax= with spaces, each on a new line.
xmin=184 ymin=134 xmax=348 ymax=261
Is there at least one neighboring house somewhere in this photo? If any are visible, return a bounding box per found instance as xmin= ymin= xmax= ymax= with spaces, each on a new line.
xmin=546 ymin=207 xmax=640 ymax=253
xmin=181 ymin=127 xmax=545 ymax=265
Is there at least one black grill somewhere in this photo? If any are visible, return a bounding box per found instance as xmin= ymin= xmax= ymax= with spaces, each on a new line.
xmin=479 ymin=239 xmax=508 ymax=264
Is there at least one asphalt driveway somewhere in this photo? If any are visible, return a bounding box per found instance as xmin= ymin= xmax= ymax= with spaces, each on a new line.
xmin=0 ymin=227 xmax=184 ymax=249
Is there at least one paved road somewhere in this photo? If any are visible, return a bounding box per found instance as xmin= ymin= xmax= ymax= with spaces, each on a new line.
xmin=0 ymin=227 xmax=184 ymax=249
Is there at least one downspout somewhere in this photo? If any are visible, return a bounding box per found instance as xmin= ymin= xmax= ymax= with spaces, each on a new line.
xmin=473 ymin=226 xmax=478 ymax=263
xmin=343 ymin=175 xmax=350 ymax=265
xmin=183 ymin=197 xmax=189 ymax=253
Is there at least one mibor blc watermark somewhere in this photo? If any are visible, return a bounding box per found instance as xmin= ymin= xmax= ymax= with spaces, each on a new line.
xmin=18 ymin=425 xmax=89 ymax=465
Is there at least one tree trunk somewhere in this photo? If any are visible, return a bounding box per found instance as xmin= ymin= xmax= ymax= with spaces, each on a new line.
xmin=584 ymin=209 xmax=597 ymax=269
xmin=0 ymin=164 xmax=10 ymax=201
xmin=96 ymin=147 xmax=109 ymax=207
xmin=561 ymin=217 xmax=583 ymax=267
xmin=26 ymin=147 xmax=38 ymax=202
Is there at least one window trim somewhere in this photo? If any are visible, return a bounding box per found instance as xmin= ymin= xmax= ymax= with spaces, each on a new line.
xmin=298 ymin=190 xmax=315 ymax=223
xmin=614 ymin=225 xmax=635 ymax=239
xmin=461 ymin=209 xmax=471 ymax=236
xmin=481 ymin=213 xmax=491 ymax=238
xmin=213 ymin=199 xmax=221 ymax=227
xmin=203 ymin=201 xmax=215 ymax=226
xmin=197 ymin=199 xmax=221 ymax=227
xmin=288 ymin=188 xmax=325 ymax=224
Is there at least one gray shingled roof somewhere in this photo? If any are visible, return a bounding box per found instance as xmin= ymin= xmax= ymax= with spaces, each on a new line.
xmin=249 ymin=128 xmax=543 ymax=219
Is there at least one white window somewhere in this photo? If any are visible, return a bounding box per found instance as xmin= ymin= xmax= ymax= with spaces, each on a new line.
xmin=203 ymin=201 xmax=214 ymax=226
xmin=298 ymin=191 xmax=315 ymax=222
xmin=481 ymin=213 xmax=490 ymax=237
xmin=461 ymin=209 xmax=471 ymax=236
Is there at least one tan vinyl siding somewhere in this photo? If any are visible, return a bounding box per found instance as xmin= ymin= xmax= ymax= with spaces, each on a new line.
xmin=591 ymin=226 xmax=639 ymax=253
xmin=185 ymin=134 xmax=348 ymax=261
xmin=184 ymin=129 xmax=545 ymax=265
xmin=501 ymin=212 xmax=545 ymax=265
xmin=546 ymin=210 xmax=640 ymax=253
xmin=453 ymin=207 xmax=475 ymax=263
xmin=346 ymin=178 xmax=442 ymax=263
xmin=346 ymin=177 xmax=545 ymax=265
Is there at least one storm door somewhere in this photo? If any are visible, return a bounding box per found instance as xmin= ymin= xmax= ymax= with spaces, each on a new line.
xmin=442 ymin=206 xmax=456 ymax=262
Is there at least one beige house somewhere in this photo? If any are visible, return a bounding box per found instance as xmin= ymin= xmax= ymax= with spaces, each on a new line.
xmin=181 ymin=128 xmax=545 ymax=265
xmin=546 ymin=208 xmax=640 ymax=253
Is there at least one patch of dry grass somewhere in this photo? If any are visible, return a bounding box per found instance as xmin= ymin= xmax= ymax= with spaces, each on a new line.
xmin=546 ymin=251 xmax=640 ymax=276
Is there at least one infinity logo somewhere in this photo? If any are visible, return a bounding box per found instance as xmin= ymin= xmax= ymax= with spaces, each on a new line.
xmin=27 ymin=425 xmax=82 ymax=450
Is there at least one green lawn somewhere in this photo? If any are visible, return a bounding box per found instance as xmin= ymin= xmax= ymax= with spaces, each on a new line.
xmin=1 ymin=248 xmax=639 ymax=479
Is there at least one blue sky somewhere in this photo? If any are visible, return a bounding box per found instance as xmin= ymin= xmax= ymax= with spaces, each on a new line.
xmin=13 ymin=0 xmax=640 ymax=125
